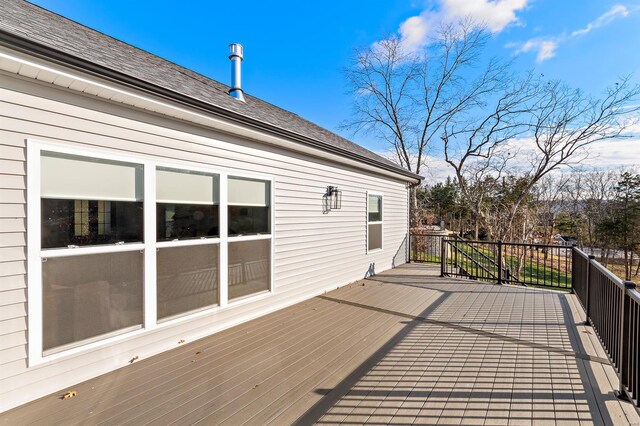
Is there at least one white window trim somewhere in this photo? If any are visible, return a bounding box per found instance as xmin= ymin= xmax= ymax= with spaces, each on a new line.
xmin=27 ymin=138 xmax=275 ymax=366
xmin=366 ymin=191 xmax=384 ymax=254
xmin=155 ymin=238 xmax=220 ymax=248
xmin=153 ymin=164 xmax=221 ymax=322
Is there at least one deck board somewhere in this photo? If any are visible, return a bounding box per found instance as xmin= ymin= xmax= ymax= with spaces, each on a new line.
xmin=1 ymin=264 xmax=639 ymax=425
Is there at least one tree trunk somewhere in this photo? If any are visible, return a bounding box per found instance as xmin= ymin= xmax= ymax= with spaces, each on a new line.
xmin=474 ymin=217 xmax=479 ymax=240
xmin=409 ymin=186 xmax=418 ymax=229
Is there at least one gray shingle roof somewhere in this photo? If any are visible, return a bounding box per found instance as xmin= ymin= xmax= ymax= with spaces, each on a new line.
xmin=0 ymin=1 xmax=420 ymax=181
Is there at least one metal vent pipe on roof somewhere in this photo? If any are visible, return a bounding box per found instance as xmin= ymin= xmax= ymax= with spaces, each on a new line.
xmin=228 ymin=43 xmax=245 ymax=102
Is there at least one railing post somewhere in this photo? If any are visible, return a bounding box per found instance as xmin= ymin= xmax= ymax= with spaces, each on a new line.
xmin=571 ymin=245 xmax=577 ymax=293
xmin=440 ymin=238 xmax=446 ymax=277
xmin=617 ymin=280 xmax=636 ymax=401
xmin=497 ymin=240 xmax=503 ymax=285
xmin=584 ymin=254 xmax=595 ymax=325
xmin=453 ymin=238 xmax=459 ymax=275
xmin=571 ymin=248 xmax=578 ymax=294
xmin=408 ymin=234 xmax=412 ymax=264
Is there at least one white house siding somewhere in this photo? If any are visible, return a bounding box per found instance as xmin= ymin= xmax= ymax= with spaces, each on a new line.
xmin=0 ymin=72 xmax=410 ymax=411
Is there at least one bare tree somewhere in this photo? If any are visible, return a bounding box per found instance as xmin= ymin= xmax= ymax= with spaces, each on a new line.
xmin=534 ymin=174 xmax=570 ymax=244
xmin=582 ymin=170 xmax=618 ymax=252
xmin=442 ymin=74 xmax=640 ymax=240
xmin=441 ymin=72 xmax=541 ymax=238
xmin=342 ymin=20 xmax=507 ymax=226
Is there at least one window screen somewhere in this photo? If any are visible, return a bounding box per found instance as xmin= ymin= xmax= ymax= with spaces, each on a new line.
xmin=157 ymin=244 xmax=219 ymax=320
xmin=228 ymin=239 xmax=270 ymax=300
xmin=42 ymin=251 xmax=143 ymax=352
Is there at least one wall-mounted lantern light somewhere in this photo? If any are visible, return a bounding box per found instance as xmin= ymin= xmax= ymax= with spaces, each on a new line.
xmin=326 ymin=186 xmax=342 ymax=210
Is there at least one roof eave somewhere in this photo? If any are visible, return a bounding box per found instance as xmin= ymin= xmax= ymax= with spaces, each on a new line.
xmin=0 ymin=29 xmax=423 ymax=183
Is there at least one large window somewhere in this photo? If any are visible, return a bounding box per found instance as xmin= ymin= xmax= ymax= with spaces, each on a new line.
xmin=367 ymin=193 xmax=383 ymax=252
xmin=29 ymin=143 xmax=274 ymax=362
xmin=39 ymin=151 xmax=144 ymax=354
xmin=156 ymin=167 xmax=220 ymax=321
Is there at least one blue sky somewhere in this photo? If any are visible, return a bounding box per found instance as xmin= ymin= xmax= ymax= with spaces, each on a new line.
xmin=30 ymin=0 xmax=640 ymax=176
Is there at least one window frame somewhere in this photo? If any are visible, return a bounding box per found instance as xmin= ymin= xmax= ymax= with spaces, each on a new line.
xmin=154 ymin=166 xmax=221 ymax=323
xmin=27 ymin=139 xmax=275 ymax=366
xmin=366 ymin=191 xmax=384 ymax=253
xmin=226 ymin=174 xmax=275 ymax=302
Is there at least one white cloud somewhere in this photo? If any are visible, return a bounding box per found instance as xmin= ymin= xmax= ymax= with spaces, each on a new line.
xmin=501 ymin=135 xmax=640 ymax=171
xmin=418 ymin=136 xmax=640 ymax=184
xmin=580 ymin=137 xmax=640 ymax=169
xmin=509 ymin=5 xmax=630 ymax=63
xmin=536 ymin=40 xmax=557 ymax=61
xmin=511 ymin=39 xmax=558 ymax=63
xmin=394 ymin=0 xmax=529 ymax=52
xmin=421 ymin=155 xmax=454 ymax=182
xmin=571 ymin=5 xmax=629 ymax=37
xmin=440 ymin=0 xmax=528 ymax=32
xmin=399 ymin=15 xmax=431 ymax=51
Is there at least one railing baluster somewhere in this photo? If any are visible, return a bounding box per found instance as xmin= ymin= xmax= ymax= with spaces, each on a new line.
xmin=618 ymin=281 xmax=637 ymax=400
xmin=497 ymin=241 xmax=502 ymax=285
xmin=440 ymin=238 xmax=446 ymax=277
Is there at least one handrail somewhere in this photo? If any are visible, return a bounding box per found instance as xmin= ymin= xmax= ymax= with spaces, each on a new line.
xmin=446 ymin=240 xmax=498 ymax=279
xmin=573 ymin=247 xmax=639 ymax=409
xmin=454 ymin=237 xmax=498 ymax=266
xmin=451 ymin=239 xmax=567 ymax=249
xmin=573 ymin=247 xmax=591 ymax=261
xmin=590 ymin=259 xmax=625 ymax=289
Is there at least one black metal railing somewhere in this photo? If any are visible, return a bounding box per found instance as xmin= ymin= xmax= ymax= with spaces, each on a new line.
xmin=440 ymin=238 xmax=573 ymax=289
xmin=623 ymin=290 xmax=640 ymax=407
xmin=572 ymin=249 xmax=591 ymax=312
xmin=410 ymin=233 xmax=446 ymax=264
xmin=441 ymin=239 xmax=500 ymax=282
xmin=410 ymin=235 xmax=639 ymax=409
xmin=573 ymin=247 xmax=639 ymax=408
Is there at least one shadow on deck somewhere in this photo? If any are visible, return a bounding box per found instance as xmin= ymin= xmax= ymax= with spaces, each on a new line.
xmin=2 ymin=264 xmax=639 ymax=425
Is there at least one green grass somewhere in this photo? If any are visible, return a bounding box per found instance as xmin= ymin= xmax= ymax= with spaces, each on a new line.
xmin=519 ymin=261 xmax=572 ymax=290
xmin=410 ymin=250 xmax=441 ymax=263
xmin=446 ymin=243 xmax=572 ymax=290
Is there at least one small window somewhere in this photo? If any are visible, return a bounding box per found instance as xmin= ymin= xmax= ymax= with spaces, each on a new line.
xmin=368 ymin=194 xmax=383 ymax=251
xmin=228 ymin=177 xmax=270 ymax=236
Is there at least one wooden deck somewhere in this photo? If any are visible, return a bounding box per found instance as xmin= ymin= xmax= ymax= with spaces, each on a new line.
xmin=2 ymin=264 xmax=639 ymax=425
